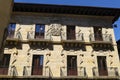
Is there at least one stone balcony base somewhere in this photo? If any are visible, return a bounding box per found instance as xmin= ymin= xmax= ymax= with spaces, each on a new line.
xmin=0 ymin=76 xmax=119 ymax=80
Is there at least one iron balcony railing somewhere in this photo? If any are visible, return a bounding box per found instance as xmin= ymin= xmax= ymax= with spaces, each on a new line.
xmin=0 ymin=66 xmax=18 ymax=76
xmin=32 ymin=66 xmax=43 ymax=75
xmin=0 ymin=66 xmax=9 ymax=75
xmin=7 ymin=30 xmax=15 ymax=38
xmin=23 ymin=66 xmax=53 ymax=77
xmin=7 ymin=31 xmax=22 ymax=40
xmin=89 ymin=34 xmax=112 ymax=42
xmin=61 ymin=32 xmax=84 ymax=41
xmin=27 ymin=31 xmax=51 ymax=41
xmin=60 ymin=67 xmax=87 ymax=77
xmin=92 ymin=67 xmax=119 ymax=77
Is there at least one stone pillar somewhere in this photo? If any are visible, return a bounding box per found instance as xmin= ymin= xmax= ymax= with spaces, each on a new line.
xmin=50 ymin=36 xmax=63 ymax=77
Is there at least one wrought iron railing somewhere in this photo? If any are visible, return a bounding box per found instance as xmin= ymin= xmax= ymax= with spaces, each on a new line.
xmin=27 ymin=31 xmax=51 ymax=40
xmin=92 ymin=67 xmax=119 ymax=77
xmin=7 ymin=30 xmax=15 ymax=38
xmin=32 ymin=66 xmax=43 ymax=75
xmin=35 ymin=32 xmax=44 ymax=39
xmin=61 ymin=32 xmax=84 ymax=41
xmin=23 ymin=66 xmax=53 ymax=77
xmin=7 ymin=31 xmax=22 ymax=40
xmin=27 ymin=31 xmax=44 ymax=39
xmin=0 ymin=66 xmax=9 ymax=75
xmin=60 ymin=67 xmax=87 ymax=77
xmin=89 ymin=34 xmax=112 ymax=42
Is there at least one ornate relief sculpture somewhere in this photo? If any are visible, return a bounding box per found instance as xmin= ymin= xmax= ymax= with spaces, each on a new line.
xmin=28 ymin=27 xmax=34 ymax=39
xmin=15 ymin=26 xmax=22 ymax=39
xmin=49 ymin=24 xmax=62 ymax=36
xmin=27 ymin=48 xmax=32 ymax=63
xmin=46 ymin=52 xmax=51 ymax=65
xmin=60 ymin=50 xmax=66 ymax=68
xmin=12 ymin=47 xmax=18 ymax=65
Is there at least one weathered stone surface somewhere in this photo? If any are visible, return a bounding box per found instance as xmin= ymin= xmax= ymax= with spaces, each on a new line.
xmin=3 ymin=14 xmax=120 ymax=78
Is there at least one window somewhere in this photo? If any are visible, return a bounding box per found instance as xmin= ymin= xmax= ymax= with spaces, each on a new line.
xmin=67 ymin=25 xmax=75 ymax=40
xmin=94 ymin=27 xmax=103 ymax=41
xmin=35 ymin=24 xmax=45 ymax=39
xmin=0 ymin=54 xmax=10 ymax=75
xmin=1 ymin=54 xmax=10 ymax=67
xmin=7 ymin=23 xmax=16 ymax=38
xmin=32 ymin=55 xmax=44 ymax=75
xmin=67 ymin=56 xmax=77 ymax=76
xmin=97 ymin=56 xmax=108 ymax=76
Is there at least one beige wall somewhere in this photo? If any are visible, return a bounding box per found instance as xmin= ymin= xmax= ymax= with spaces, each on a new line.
xmin=4 ymin=14 xmax=120 ymax=77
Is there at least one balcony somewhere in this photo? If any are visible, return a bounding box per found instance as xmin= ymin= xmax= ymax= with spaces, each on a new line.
xmin=89 ymin=34 xmax=112 ymax=44
xmin=92 ymin=67 xmax=119 ymax=77
xmin=5 ymin=31 xmax=22 ymax=46
xmin=27 ymin=31 xmax=52 ymax=47
xmin=23 ymin=66 xmax=52 ymax=77
xmin=32 ymin=66 xmax=43 ymax=75
xmin=61 ymin=33 xmax=85 ymax=50
xmin=27 ymin=31 xmax=51 ymax=41
xmin=60 ymin=67 xmax=87 ymax=77
xmin=0 ymin=66 xmax=9 ymax=75
xmin=61 ymin=33 xmax=84 ymax=43
xmin=89 ymin=34 xmax=113 ymax=50
xmin=6 ymin=30 xmax=22 ymax=41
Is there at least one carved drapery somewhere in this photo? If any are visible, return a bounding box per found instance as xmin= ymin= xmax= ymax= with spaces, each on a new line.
xmin=15 ymin=26 xmax=22 ymax=39
xmin=11 ymin=47 xmax=18 ymax=65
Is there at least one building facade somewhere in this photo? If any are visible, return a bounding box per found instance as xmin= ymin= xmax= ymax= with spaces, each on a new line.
xmin=0 ymin=3 xmax=120 ymax=79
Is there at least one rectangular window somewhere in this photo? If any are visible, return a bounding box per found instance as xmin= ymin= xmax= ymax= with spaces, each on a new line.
xmin=67 ymin=56 xmax=77 ymax=76
xmin=7 ymin=23 xmax=16 ymax=38
xmin=0 ymin=54 xmax=10 ymax=75
xmin=94 ymin=27 xmax=103 ymax=41
xmin=97 ymin=56 xmax=108 ymax=76
xmin=35 ymin=24 xmax=45 ymax=39
xmin=67 ymin=25 xmax=75 ymax=40
xmin=32 ymin=55 xmax=44 ymax=75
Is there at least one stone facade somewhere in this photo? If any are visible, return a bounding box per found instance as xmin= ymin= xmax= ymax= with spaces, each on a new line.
xmin=2 ymin=13 xmax=120 ymax=78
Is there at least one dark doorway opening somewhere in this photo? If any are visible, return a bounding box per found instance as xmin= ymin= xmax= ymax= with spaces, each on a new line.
xmin=97 ymin=56 xmax=108 ymax=76
xmin=32 ymin=55 xmax=44 ymax=75
xmin=67 ymin=56 xmax=77 ymax=76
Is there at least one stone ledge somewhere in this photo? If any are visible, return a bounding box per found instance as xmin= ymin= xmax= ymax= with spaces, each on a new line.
xmin=0 ymin=75 xmax=119 ymax=80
